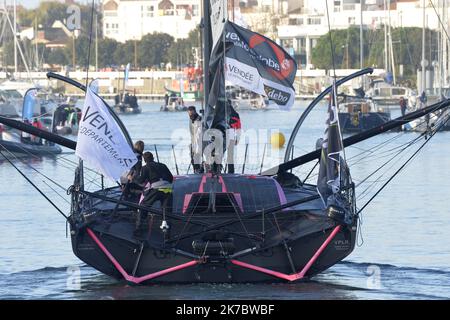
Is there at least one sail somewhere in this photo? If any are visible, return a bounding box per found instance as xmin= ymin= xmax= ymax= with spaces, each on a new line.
xmin=222 ymin=21 xmax=297 ymax=110
xmin=22 ymin=88 xmax=38 ymax=121
xmin=124 ymin=63 xmax=131 ymax=87
xmin=317 ymin=82 xmax=348 ymax=206
xmin=75 ymin=82 xmax=137 ymax=181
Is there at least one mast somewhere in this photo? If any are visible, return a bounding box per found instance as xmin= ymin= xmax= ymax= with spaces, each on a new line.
xmin=95 ymin=11 xmax=98 ymax=71
xmin=202 ymin=0 xmax=211 ymax=110
xmin=34 ymin=17 xmax=37 ymax=70
xmin=388 ymin=0 xmax=396 ymax=84
xmin=444 ymin=0 xmax=448 ymax=89
xmin=422 ymin=0 xmax=426 ymax=94
xmin=360 ymin=0 xmax=363 ymax=70
xmin=13 ymin=0 xmax=17 ymax=73
xmin=384 ymin=0 xmax=388 ymax=73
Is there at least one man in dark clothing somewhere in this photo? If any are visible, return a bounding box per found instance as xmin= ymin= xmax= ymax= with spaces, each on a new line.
xmin=135 ymin=152 xmax=174 ymax=232
xmin=400 ymin=97 xmax=407 ymax=116
xmin=226 ymin=105 xmax=241 ymax=174
xmin=188 ymin=106 xmax=203 ymax=173
xmin=122 ymin=140 xmax=145 ymax=199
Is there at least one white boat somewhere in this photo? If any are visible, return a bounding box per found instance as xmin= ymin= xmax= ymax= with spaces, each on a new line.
xmin=227 ymin=86 xmax=268 ymax=110
xmin=366 ymin=80 xmax=415 ymax=107
xmin=403 ymin=108 xmax=450 ymax=132
xmin=0 ymin=80 xmax=37 ymax=97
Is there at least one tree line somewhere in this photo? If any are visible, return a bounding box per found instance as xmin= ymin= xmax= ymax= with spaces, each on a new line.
xmin=1 ymin=1 xmax=201 ymax=70
xmin=311 ymin=26 xmax=439 ymax=79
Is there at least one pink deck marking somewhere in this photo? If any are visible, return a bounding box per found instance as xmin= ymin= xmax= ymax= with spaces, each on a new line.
xmin=182 ymin=194 xmax=193 ymax=214
xmin=231 ymin=225 xmax=342 ymax=281
xmin=86 ymin=228 xmax=198 ymax=284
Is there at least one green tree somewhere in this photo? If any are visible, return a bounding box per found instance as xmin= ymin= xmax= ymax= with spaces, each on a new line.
xmin=138 ymin=33 xmax=174 ymax=68
xmin=113 ymin=40 xmax=135 ymax=67
xmin=311 ymin=26 xmax=438 ymax=79
xmin=167 ymin=26 xmax=201 ymax=67
xmin=46 ymin=48 xmax=69 ymax=66
xmin=97 ymin=38 xmax=119 ymax=68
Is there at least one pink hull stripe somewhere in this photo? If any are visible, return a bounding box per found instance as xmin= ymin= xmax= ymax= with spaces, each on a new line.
xmin=218 ymin=176 xmax=227 ymax=192
xmin=86 ymin=228 xmax=198 ymax=284
xmin=231 ymin=225 xmax=342 ymax=281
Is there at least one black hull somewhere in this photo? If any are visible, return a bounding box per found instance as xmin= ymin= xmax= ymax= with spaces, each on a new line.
xmin=114 ymin=103 xmax=142 ymax=114
xmin=71 ymin=222 xmax=356 ymax=284
xmin=0 ymin=139 xmax=62 ymax=155
xmin=339 ymin=112 xmax=391 ymax=133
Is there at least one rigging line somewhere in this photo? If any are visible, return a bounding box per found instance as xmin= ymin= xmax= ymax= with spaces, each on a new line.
xmin=0 ymin=139 xmax=102 ymax=188
xmin=42 ymin=180 xmax=71 ymax=205
xmin=324 ymin=0 xmax=337 ymax=78
xmin=0 ymin=143 xmax=67 ymax=191
xmin=354 ymin=130 xmax=429 ymax=196
xmin=346 ymin=129 xmax=414 ymax=162
xmin=355 ymin=132 xmax=428 ymax=197
xmin=347 ymin=118 xmax=435 ymax=165
xmin=429 ymin=0 xmax=450 ymax=44
xmin=357 ymin=114 xmax=449 ymax=214
xmin=0 ymin=149 xmax=69 ymax=221
xmin=348 ymin=132 xmax=427 ymax=167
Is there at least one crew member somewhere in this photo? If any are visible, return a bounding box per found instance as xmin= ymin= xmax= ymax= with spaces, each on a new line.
xmin=135 ymin=152 xmax=174 ymax=232
xmin=226 ymin=105 xmax=241 ymax=174
xmin=187 ymin=106 xmax=203 ymax=173
xmin=122 ymin=140 xmax=145 ymax=199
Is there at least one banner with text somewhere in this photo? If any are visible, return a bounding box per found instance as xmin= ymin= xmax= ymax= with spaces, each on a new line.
xmin=223 ymin=21 xmax=297 ymax=110
xmin=75 ymin=83 xmax=137 ymax=181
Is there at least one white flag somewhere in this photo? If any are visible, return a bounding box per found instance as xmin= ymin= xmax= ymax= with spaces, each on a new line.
xmin=76 ymin=83 xmax=137 ymax=181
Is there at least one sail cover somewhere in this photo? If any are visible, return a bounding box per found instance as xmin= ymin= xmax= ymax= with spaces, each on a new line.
xmin=76 ymin=82 xmax=137 ymax=181
xmin=222 ymin=21 xmax=297 ymax=110
xmin=317 ymin=83 xmax=348 ymax=206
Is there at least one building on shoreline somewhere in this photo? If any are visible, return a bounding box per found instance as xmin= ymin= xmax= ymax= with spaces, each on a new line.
xmin=277 ymin=0 xmax=449 ymax=69
xmin=102 ymin=0 xmax=201 ymax=42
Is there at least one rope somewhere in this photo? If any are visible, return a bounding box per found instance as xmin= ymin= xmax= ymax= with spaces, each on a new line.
xmin=0 ymin=149 xmax=69 ymax=221
xmin=357 ymin=112 xmax=450 ymax=214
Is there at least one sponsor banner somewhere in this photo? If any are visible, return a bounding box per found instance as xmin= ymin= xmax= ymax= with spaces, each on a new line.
xmin=224 ymin=57 xmax=264 ymax=95
xmin=76 ymin=83 xmax=137 ymax=181
xmin=223 ymin=21 xmax=297 ymax=110
xmin=261 ymin=78 xmax=295 ymax=110
xmin=211 ymin=0 xmax=227 ymax=51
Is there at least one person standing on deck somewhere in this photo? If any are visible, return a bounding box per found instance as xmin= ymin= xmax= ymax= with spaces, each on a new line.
xmin=135 ymin=152 xmax=174 ymax=233
xmin=226 ymin=103 xmax=241 ymax=174
xmin=187 ymin=106 xmax=203 ymax=173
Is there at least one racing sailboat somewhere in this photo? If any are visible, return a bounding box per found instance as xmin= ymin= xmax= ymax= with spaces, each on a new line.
xmin=1 ymin=1 xmax=450 ymax=284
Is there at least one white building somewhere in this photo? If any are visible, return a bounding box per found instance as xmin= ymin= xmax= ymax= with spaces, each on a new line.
xmin=102 ymin=0 xmax=201 ymax=42
xmin=277 ymin=0 xmax=450 ymax=69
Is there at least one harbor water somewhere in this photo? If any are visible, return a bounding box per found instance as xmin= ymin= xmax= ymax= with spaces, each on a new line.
xmin=1 ymin=101 xmax=450 ymax=299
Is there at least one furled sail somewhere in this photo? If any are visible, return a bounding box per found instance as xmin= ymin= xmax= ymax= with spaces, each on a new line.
xmin=317 ymin=82 xmax=350 ymax=207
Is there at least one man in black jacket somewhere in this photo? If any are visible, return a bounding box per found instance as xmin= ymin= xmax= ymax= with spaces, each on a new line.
xmin=135 ymin=152 xmax=173 ymax=233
